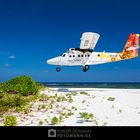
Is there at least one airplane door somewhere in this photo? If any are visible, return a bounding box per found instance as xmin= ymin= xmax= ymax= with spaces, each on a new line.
xmin=68 ymin=54 xmax=75 ymax=65
xmin=83 ymin=53 xmax=89 ymax=65
xmin=68 ymin=53 xmax=82 ymax=65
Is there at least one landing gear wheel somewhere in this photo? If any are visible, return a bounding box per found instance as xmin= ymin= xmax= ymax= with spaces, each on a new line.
xmin=85 ymin=65 xmax=89 ymax=70
xmin=56 ymin=67 xmax=61 ymax=72
xmin=83 ymin=67 xmax=87 ymax=72
xmin=83 ymin=65 xmax=89 ymax=72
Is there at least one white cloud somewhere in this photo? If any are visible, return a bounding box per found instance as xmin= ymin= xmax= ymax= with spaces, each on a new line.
xmin=8 ymin=55 xmax=16 ymax=59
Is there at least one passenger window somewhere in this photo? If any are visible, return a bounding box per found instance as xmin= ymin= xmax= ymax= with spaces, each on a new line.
xmin=69 ymin=55 xmax=71 ymax=57
xmin=88 ymin=55 xmax=90 ymax=57
xmin=73 ymin=55 xmax=75 ymax=57
xmin=81 ymin=55 xmax=83 ymax=57
xmin=98 ymin=54 xmax=100 ymax=57
xmin=78 ymin=55 xmax=80 ymax=57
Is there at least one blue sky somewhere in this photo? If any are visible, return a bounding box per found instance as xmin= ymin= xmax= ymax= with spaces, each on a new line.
xmin=0 ymin=0 xmax=140 ymax=82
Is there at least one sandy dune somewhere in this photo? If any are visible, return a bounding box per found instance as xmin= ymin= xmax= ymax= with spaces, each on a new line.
xmin=1 ymin=88 xmax=140 ymax=126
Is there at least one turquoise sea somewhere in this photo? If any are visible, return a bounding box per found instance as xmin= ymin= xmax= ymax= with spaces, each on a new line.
xmin=42 ymin=82 xmax=140 ymax=89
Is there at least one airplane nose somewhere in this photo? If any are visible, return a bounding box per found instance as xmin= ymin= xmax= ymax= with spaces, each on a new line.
xmin=47 ymin=57 xmax=61 ymax=65
xmin=47 ymin=59 xmax=54 ymax=64
xmin=47 ymin=59 xmax=52 ymax=64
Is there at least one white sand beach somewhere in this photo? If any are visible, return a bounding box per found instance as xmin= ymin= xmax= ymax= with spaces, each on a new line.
xmin=1 ymin=88 xmax=140 ymax=126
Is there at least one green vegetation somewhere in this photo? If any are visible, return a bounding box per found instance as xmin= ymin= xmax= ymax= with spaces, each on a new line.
xmin=80 ymin=92 xmax=90 ymax=96
xmin=51 ymin=115 xmax=65 ymax=125
xmin=38 ymin=104 xmax=46 ymax=110
xmin=61 ymin=96 xmax=67 ymax=101
xmin=82 ymin=100 xmax=86 ymax=103
xmin=37 ymin=83 xmax=46 ymax=91
xmin=103 ymin=122 xmax=108 ymax=126
xmin=94 ymin=120 xmax=98 ymax=126
xmin=51 ymin=116 xmax=59 ymax=125
xmin=60 ymin=110 xmax=74 ymax=118
xmin=59 ymin=115 xmax=63 ymax=122
xmin=68 ymin=95 xmax=73 ymax=103
xmin=4 ymin=75 xmax=38 ymax=96
xmin=50 ymin=104 xmax=53 ymax=109
xmin=0 ymin=112 xmax=3 ymax=117
xmin=41 ymin=104 xmax=46 ymax=109
xmin=38 ymin=120 xmax=44 ymax=125
xmin=0 ymin=94 xmax=26 ymax=108
xmin=44 ymin=119 xmax=48 ymax=123
xmin=4 ymin=116 xmax=17 ymax=126
xmin=71 ymin=92 xmax=78 ymax=96
xmin=24 ymin=108 xmax=31 ymax=114
xmin=66 ymin=92 xmax=78 ymax=96
xmin=63 ymin=107 xmax=66 ymax=110
xmin=57 ymin=96 xmax=67 ymax=102
xmin=38 ymin=94 xmax=49 ymax=101
xmin=107 ymin=97 xmax=115 ymax=101
xmin=57 ymin=96 xmax=62 ymax=102
xmin=119 ymin=109 xmax=122 ymax=113
xmin=0 ymin=93 xmax=38 ymax=114
xmin=67 ymin=111 xmax=74 ymax=116
xmin=71 ymin=106 xmax=77 ymax=111
xmin=79 ymin=112 xmax=94 ymax=120
xmin=0 ymin=76 xmax=42 ymax=115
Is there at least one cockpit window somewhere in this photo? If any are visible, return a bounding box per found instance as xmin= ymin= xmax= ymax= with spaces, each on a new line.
xmin=62 ymin=54 xmax=65 ymax=57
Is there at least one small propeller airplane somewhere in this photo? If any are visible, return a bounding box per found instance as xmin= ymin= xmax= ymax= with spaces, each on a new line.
xmin=47 ymin=32 xmax=140 ymax=72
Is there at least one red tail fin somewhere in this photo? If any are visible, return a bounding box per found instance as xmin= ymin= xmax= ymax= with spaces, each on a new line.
xmin=121 ymin=34 xmax=139 ymax=59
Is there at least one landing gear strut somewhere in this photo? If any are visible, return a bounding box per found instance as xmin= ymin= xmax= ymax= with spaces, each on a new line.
xmin=83 ymin=65 xmax=89 ymax=72
xmin=56 ymin=67 xmax=61 ymax=72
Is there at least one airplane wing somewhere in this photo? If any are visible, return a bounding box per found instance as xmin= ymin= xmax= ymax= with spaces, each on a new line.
xmin=80 ymin=32 xmax=100 ymax=50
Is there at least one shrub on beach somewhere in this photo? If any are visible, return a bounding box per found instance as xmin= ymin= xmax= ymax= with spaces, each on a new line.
xmin=37 ymin=83 xmax=46 ymax=91
xmin=0 ymin=94 xmax=26 ymax=108
xmin=39 ymin=94 xmax=49 ymax=101
xmin=5 ymin=75 xmax=38 ymax=96
xmin=51 ymin=116 xmax=59 ymax=125
xmin=79 ymin=112 xmax=94 ymax=120
xmin=0 ymin=76 xmax=40 ymax=114
xmin=107 ymin=97 xmax=115 ymax=101
xmin=71 ymin=106 xmax=77 ymax=111
xmin=38 ymin=120 xmax=44 ymax=125
xmin=68 ymin=95 xmax=73 ymax=103
xmin=4 ymin=115 xmax=17 ymax=126
xmin=80 ymin=92 xmax=90 ymax=96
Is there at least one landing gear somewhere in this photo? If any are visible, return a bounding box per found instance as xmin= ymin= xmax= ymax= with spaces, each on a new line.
xmin=83 ymin=67 xmax=87 ymax=72
xmin=83 ymin=65 xmax=89 ymax=72
xmin=56 ymin=67 xmax=61 ymax=72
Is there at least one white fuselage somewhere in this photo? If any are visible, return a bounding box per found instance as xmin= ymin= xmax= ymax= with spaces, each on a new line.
xmin=47 ymin=49 xmax=120 ymax=66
